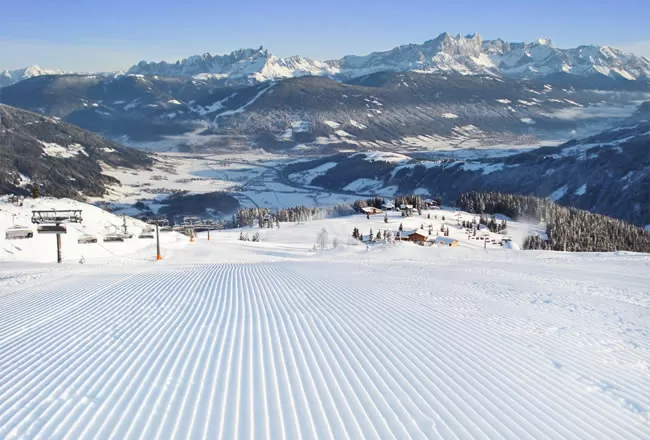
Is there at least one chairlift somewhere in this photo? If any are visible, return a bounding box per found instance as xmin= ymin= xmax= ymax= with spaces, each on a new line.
xmin=103 ymin=233 xmax=125 ymax=242
xmin=5 ymin=225 xmax=34 ymax=240
xmin=78 ymin=234 xmax=98 ymax=244
xmin=37 ymin=224 xmax=67 ymax=234
xmin=31 ymin=210 xmax=82 ymax=224
xmin=138 ymin=227 xmax=155 ymax=239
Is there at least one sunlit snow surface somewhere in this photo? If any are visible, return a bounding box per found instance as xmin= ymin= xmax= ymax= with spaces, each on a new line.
xmin=0 ymin=201 xmax=649 ymax=439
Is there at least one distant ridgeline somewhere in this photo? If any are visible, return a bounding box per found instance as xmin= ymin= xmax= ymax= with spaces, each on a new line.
xmin=457 ymin=191 xmax=650 ymax=253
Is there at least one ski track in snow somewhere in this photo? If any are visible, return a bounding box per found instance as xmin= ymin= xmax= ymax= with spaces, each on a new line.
xmin=0 ymin=260 xmax=648 ymax=439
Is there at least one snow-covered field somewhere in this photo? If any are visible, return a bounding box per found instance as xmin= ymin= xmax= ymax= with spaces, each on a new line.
xmin=1 ymin=203 xmax=649 ymax=439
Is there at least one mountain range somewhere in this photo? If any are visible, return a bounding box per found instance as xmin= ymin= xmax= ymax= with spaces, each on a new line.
xmin=128 ymin=33 xmax=650 ymax=83
xmin=2 ymin=33 xmax=650 ymax=89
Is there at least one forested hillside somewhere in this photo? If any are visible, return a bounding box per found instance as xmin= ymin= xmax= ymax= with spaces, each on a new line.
xmin=457 ymin=191 xmax=650 ymax=252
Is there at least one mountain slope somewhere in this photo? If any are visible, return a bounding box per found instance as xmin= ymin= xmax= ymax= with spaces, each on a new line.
xmin=0 ymin=104 xmax=152 ymax=197
xmin=282 ymin=109 xmax=650 ymax=226
xmin=127 ymin=33 xmax=650 ymax=84
xmin=2 ymin=71 xmax=643 ymax=152
xmin=0 ymin=65 xmax=66 ymax=88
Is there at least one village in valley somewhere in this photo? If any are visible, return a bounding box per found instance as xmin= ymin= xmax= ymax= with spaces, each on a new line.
xmin=353 ymin=197 xmax=513 ymax=250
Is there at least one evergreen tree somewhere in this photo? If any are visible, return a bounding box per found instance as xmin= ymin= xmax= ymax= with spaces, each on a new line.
xmin=384 ymin=213 xmax=388 ymax=223
xmin=399 ymin=223 xmax=403 ymax=232
xmin=31 ymin=183 xmax=39 ymax=199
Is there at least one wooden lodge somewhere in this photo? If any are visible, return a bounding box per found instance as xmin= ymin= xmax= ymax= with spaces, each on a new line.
xmin=361 ymin=206 xmax=383 ymax=215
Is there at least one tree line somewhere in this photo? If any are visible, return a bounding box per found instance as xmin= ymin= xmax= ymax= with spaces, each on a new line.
xmin=230 ymin=204 xmax=355 ymax=228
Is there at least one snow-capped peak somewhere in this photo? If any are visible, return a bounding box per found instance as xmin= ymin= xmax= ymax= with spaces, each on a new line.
xmin=534 ymin=38 xmax=553 ymax=47
xmin=125 ymin=33 xmax=650 ymax=83
xmin=0 ymin=65 xmax=67 ymax=87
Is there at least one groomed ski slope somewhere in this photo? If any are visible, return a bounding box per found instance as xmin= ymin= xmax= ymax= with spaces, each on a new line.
xmin=0 ymin=211 xmax=649 ymax=439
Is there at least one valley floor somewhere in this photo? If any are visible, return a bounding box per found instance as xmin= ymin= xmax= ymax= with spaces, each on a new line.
xmin=0 ymin=210 xmax=649 ymax=439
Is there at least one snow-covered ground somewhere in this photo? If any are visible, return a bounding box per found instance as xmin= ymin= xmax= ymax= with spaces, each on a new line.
xmin=1 ymin=204 xmax=649 ymax=439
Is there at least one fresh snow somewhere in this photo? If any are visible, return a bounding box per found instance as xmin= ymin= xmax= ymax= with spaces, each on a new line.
xmin=550 ymin=185 xmax=569 ymax=201
xmin=564 ymin=99 xmax=584 ymax=107
xmin=213 ymin=84 xmax=273 ymax=125
xmin=323 ymin=120 xmax=340 ymax=129
xmin=291 ymin=120 xmax=310 ymax=132
xmin=349 ymin=119 xmax=367 ymax=129
xmin=352 ymin=151 xmax=410 ymax=164
xmin=39 ymin=141 xmax=88 ymax=159
xmin=123 ymin=100 xmax=139 ymax=111
xmin=520 ymin=117 xmax=536 ymax=124
xmin=575 ymin=184 xmax=587 ymax=195
xmin=342 ymin=178 xmax=384 ymax=192
xmin=441 ymin=113 xmax=459 ymax=119
xmin=287 ymin=162 xmax=338 ymax=185
xmin=461 ymin=161 xmax=506 ymax=175
xmin=0 ymin=204 xmax=649 ymax=439
xmin=335 ymin=129 xmax=354 ymax=137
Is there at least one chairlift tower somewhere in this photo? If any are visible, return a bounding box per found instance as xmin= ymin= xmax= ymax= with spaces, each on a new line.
xmin=148 ymin=218 xmax=168 ymax=260
xmin=31 ymin=209 xmax=82 ymax=263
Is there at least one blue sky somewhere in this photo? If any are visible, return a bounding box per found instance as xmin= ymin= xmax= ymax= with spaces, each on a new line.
xmin=1 ymin=0 xmax=649 ymax=71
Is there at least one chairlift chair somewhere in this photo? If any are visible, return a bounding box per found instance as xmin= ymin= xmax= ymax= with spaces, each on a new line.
xmin=78 ymin=234 xmax=98 ymax=244
xmin=138 ymin=227 xmax=155 ymax=239
xmin=37 ymin=224 xmax=67 ymax=234
xmin=103 ymin=233 xmax=125 ymax=242
xmin=5 ymin=225 xmax=34 ymax=240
